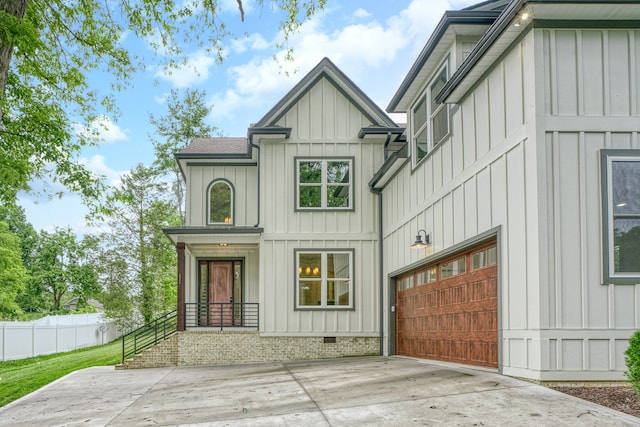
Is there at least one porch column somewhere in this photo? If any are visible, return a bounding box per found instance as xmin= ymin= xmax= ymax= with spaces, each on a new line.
xmin=176 ymin=242 xmax=185 ymax=331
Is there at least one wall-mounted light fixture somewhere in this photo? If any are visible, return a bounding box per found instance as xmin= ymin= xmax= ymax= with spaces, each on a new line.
xmin=514 ymin=8 xmax=532 ymax=27
xmin=410 ymin=230 xmax=431 ymax=249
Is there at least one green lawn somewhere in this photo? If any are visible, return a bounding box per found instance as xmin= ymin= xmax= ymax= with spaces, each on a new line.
xmin=0 ymin=340 xmax=121 ymax=408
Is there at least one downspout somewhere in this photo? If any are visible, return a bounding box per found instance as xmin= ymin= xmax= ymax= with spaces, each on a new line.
xmin=373 ymin=132 xmax=390 ymax=356
xmin=248 ymin=137 xmax=261 ymax=228
xmin=371 ymin=186 xmax=384 ymax=356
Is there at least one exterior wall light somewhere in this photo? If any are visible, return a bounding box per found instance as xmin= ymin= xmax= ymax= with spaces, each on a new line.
xmin=410 ymin=230 xmax=431 ymax=249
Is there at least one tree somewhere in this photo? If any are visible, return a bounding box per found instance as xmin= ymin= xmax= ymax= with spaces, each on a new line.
xmin=0 ymin=0 xmax=327 ymax=205
xmin=0 ymin=221 xmax=28 ymax=318
xmin=0 ymin=202 xmax=37 ymax=268
xmin=149 ymin=88 xmax=219 ymax=222
xmin=96 ymin=245 xmax=138 ymax=332
xmin=30 ymin=227 xmax=98 ymax=311
xmin=101 ymin=164 xmax=179 ymax=324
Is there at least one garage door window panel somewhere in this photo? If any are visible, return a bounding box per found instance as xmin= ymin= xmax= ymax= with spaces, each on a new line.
xmin=472 ymin=247 xmax=497 ymax=270
xmin=441 ymin=257 xmax=466 ymax=279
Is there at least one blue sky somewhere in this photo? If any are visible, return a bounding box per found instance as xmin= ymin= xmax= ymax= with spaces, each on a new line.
xmin=19 ymin=0 xmax=481 ymax=234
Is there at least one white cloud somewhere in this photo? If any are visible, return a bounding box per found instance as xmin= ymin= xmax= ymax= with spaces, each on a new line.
xmin=155 ymin=51 xmax=216 ymax=87
xmin=353 ymin=8 xmax=371 ymax=19
xmin=81 ymin=155 xmax=128 ymax=188
xmin=74 ymin=116 xmax=128 ymax=144
xmin=230 ymin=33 xmax=270 ymax=54
xmin=212 ymin=0 xmax=484 ymax=128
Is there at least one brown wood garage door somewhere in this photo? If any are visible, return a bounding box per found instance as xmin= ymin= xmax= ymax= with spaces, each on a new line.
xmin=395 ymin=241 xmax=498 ymax=368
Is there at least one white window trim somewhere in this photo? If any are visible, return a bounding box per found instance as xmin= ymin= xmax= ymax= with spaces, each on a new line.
xmin=295 ymin=249 xmax=354 ymax=310
xmin=295 ymin=157 xmax=354 ymax=211
xmin=601 ymin=150 xmax=640 ymax=284
xmin=411 ymin=59 xmax=450 ymax=167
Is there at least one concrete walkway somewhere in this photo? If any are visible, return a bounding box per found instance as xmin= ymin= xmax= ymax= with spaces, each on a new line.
xmin=1 ymin=356 xmax=638 ymax=426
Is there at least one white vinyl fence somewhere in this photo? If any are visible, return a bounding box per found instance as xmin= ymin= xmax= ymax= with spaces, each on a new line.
xmin=0 ymin=313 xmax=120 ymax=361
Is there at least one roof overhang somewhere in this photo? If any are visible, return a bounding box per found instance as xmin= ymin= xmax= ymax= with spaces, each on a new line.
xmin=369 ymin=144 xmax=410 ymax=191
xmin=247 ymin=126 xmax=292 ymax=144
xmin=387 ymin=10 xmax=501 ymax=113
xmin=164 ymin=226 xmax=263 ymax=245
xmin=437 ymin=0 xmax=640 ymax=104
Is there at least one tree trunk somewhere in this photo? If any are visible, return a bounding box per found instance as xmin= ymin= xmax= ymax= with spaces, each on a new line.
xmin=0 ymin=0 xmax=29 ymax=124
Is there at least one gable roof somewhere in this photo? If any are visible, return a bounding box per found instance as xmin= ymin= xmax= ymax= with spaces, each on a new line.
xmin=253 ymin=57 xmax=398 ymax=129
xmin=387 ymin=9 xmax=501 ymax=112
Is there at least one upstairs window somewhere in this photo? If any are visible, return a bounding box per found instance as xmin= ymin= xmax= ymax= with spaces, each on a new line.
xmin=601 ymin=150 xmax=640 ymax=284
xmin=296 ymin=158 xmax=353 ymax=210
xmin=208 ymin=180 xmax=233 ymax=225
xmin=411 ymin=60 xmax=450 ymax=165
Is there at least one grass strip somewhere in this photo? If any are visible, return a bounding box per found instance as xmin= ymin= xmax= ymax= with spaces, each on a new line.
xmin=0 ymin=340 xmax=121 ymax=407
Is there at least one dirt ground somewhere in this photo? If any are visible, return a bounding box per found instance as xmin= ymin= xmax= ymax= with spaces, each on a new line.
xmin=551 ymin=386 xmax=640 ymax=418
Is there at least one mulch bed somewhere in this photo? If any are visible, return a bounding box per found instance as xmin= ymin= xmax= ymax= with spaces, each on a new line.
xmin=551 ymin=386 xmax=640 ymax=418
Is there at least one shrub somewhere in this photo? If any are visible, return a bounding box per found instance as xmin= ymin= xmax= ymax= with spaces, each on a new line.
xmin=625 ymin=330 xmax=640 ymax=397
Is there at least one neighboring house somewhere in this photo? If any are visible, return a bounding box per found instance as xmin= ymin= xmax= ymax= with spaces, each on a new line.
xmin=374 ymin=0 xmax=640 ymax=381
xmin=158 ymin=0 xmax=640 ymax=382
xmin=62 ymin=297 xmax=104 ymax=311
xmin=163 ymin=58 xmax=400 ymax=366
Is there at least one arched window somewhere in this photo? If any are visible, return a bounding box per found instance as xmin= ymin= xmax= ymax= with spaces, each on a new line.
xmin=208 ymin=180 xmax=233 ymax=225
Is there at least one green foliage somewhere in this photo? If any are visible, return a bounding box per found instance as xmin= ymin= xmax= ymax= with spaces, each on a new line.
xmin=0 ymin=221 xmax=28 ymax=319
xmin=99 ymin=164 xmax=179 ymax=326
xmin=0 ymin=340 xmax=121 ymax=408
xmin=0 ymin=203 xmax=37 ymax=268
xmin=29 ymin=228 xmax=99 ymax=311
xmin=626 ymin=330 xmax=640 ymax=397
xmin=1 ymin=0 xmax=326 ymax=205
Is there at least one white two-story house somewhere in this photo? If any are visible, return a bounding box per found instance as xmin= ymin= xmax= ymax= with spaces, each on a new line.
xmin=141 ymin=0 xmax=640 ymax=383
xmin=162 ymin=58 xmax=401 ymax=365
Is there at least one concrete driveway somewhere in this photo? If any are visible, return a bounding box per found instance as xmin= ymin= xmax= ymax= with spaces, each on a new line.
xmin=0 ymin=356 xmax=637 ymax=426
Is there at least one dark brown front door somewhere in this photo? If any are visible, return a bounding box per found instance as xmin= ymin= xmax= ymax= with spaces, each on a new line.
xmin=199 ymin=260 xmax=242 ymax=326
xmin=209 ymin=262 xmax=233 ymax=326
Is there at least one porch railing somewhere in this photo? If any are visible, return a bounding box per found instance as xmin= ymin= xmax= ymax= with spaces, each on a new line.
xmin=122 ymin=310 xmax=177 ymax=362
xmin=185 ymin=302 xmax=259 ymax=330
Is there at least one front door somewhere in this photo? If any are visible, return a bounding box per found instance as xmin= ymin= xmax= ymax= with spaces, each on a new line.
xmin=198 ymin=260 xmax=243 ymax=326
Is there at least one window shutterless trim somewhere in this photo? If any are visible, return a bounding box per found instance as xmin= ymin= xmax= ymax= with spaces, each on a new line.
xmin=294 ymin=248 xmax=355 ymax=311
xmin=207 ymin=178 xmax=235 ymax=226
xmin=600 ymin=149 xmax=640 ymax=284
xmin=411 ymin=57 xmax=451 ymax=169
xmin=294 ymin=156 xmax=355 ymax=212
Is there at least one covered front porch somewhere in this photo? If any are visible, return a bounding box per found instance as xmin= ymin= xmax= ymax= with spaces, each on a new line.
xmin=164 ymin=226 xmax=262 ymax=332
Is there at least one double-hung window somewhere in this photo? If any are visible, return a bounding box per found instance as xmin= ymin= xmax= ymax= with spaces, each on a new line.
xmin=601 ymin=150 xmax=640 ymax=284
xmin=411 ymin=60 xmax=450 ymax=165
xmin=296 ymin=250 xmax=353 ymax=309
xmin=296 ymin=158 xmax=353 ymax=210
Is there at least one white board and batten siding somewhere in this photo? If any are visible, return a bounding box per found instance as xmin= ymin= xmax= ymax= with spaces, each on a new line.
xmin=533 ymin=28 xmax=640 ymax=380
xmin=383 ymin=27 xmax=638 ymax=380
xmin=185 ymin=165 xmax=258 ymax=228
xmin=382 ymin=32 xmax=540 ymax=373
xmin=258 ymin=77 xmax=383 ymax=336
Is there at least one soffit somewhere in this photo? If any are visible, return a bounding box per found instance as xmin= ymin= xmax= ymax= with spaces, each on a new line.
xmin=440 ymin=1 xmax=640 ymax=104
xmin=388 ymin=21 xmax=496 ymax=113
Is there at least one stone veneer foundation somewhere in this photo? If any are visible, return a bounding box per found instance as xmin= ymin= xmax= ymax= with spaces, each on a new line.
xmin=119 ymin=330 xmax=379 ymax=369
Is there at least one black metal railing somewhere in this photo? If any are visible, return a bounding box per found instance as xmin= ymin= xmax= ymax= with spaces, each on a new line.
xmin=122 ymin=310 xmax=177 ymax=362
xmin=185 ymin=302 xmax=259 ymax=330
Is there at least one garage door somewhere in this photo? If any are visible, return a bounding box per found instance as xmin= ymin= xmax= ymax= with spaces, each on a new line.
xmin=395 ymin=241 xmax=498 ymax=368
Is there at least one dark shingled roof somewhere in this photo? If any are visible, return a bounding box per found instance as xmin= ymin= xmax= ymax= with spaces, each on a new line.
xmin=180 ymin=138 xmax=249 ymax=155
